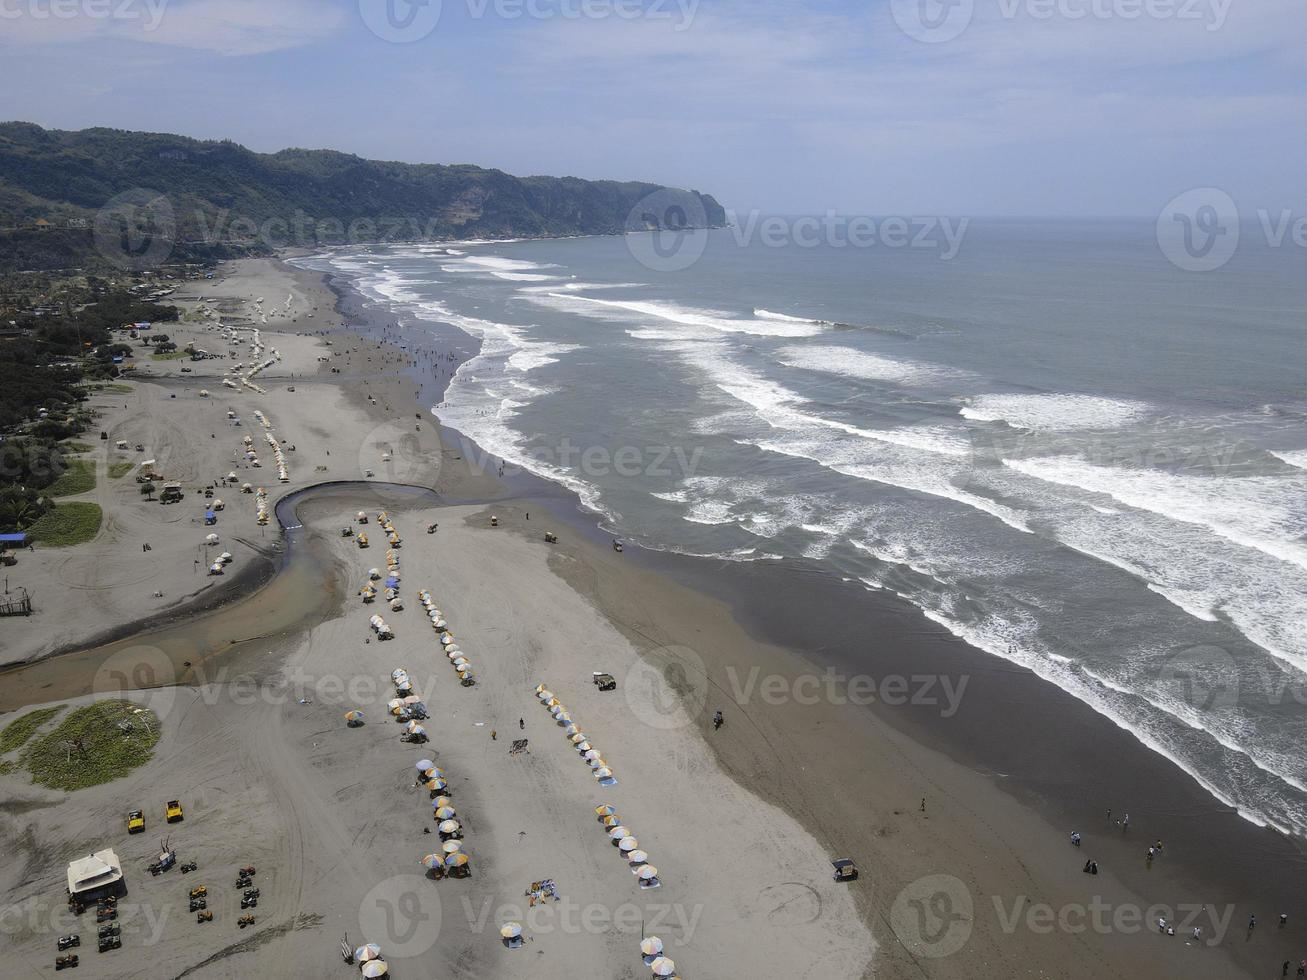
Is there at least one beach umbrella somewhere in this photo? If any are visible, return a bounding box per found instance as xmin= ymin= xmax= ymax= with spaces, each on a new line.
xmin=641 ymin=937 xmax=664 ymax=957
xmin=368 ymin=568 xmax=381 ymax=580
xmin=627 ymin=850 xmax=649 ymax=866
xmin=390 ymin=699 xmax=406 ymax=711
xmin=219 ymin=552 xmax=233 ymax=562
xmin=608 ymin=826 xmax=630 ymax=839
xmin=595 ymin=803 xmax=617 ymax=816
xmin=535 ymin=683 xmax=547 ymax=694
xmin=618 ymin=837 xmax=639 ymax=852
xmin=569 ymin=734 xmax=587 ymax=745
xmin=444 ymin=852 xmax=469 ymax=869
xmin=588 ymin=757 xmax=606 ymax=770
xmin=602 ymin=815 xmax=622 ymax=828
xmin=439 ymin=819 xmax=461 ymax=835
xmin=427 ymin=779 xmax=448 ymax=793
xmin=422 ymin=853 xmax=443 ymax=870
xmin=500 ymin=922 xmax=522 ymax=939
xmin=549 ymin=704 xmax=566 ymax=717
xmin=361 ymin=962 xmax=389 ymax=978
xmin=423 ymin=766 xmax=445 ymax=779
xmin=442 ymin=839 xmax=463 ymax=854
xmin=583 ymin=749 xmax=602 ymax=761
xmin=649 ymin=955 xmax=674 ymax=976
xmin=403 ymin=695 xmax=423 ymax=705
xmin=435 ymin=806 xmax=456 ymax=820
xmin=345 ymin=710 xmax=365 ymax=724
xmin=409 ymin=725 xmax=427 ymax=739
xmin=537 ymin=690 xmax=553 ymax=702
xmin=385 ymin=576 xmax=399 ymax=588
xmin=390 ymin=706 xmax=406 ymax=717
xmin=555 ymin=713 xmax=572 ymax=725
xmin=205 ymin=533 xmax=219 ymax=544
xmin=565 ymin=724 xmax=581 ymax=737
xmin=595 ymin=767 xmax=613 ymax=779
xmin=639 ymin=865 xmax=659 ymax=881
xmin=452 ymin=658 xmax=470 ymax=670
xmin=576 ymin=742 xmax=592 ymax=753
xmin=354 ymin=944 xmax=382 ymax=962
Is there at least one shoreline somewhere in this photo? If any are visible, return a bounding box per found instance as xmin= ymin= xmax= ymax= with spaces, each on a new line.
xmin=0 ymin=253 xmax=1297 ymax=977
xmin=318 ymin=249 xmax=1306 ymax=977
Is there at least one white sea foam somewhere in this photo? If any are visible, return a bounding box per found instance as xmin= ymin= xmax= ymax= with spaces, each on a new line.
xmin=775 ymin=344 xmax=956 ymax=386
xmin=546 ymin=294 xmax=829 ymax=337
xmin=1005 ymin=456 xmax=1307 ymax=574
xmin=754 ymin=308 xmax=831 ymax=325
xmin=961 ymin=393 xmax=1152 ymax=429
xmin=1271 ymin=449 xmax=1307 ymax=470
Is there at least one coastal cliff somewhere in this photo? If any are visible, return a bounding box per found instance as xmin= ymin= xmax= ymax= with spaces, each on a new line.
xmin=0 ymin=122 xmax=725 ymax=270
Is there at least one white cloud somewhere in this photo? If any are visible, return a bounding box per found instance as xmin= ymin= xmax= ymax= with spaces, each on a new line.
xmin=0 ymin=0 xmax=346 ymax=56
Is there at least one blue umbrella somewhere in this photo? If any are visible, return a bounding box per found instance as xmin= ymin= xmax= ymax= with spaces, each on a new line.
xmin=385 ymin=576 xmax=400 ymax=588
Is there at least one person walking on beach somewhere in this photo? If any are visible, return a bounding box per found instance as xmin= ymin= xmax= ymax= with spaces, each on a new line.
xmin=713 ymin=710 xmax=724 ymax=730
xmin=519 ymin=718 xmax=524 ymax=730
xmin=1106 ymin=808 xmax=1112 ymax=824
xmin=1122 ymin=812 xmax=1129 ymax=832
xmin=920 ymin=797 xmax=927 ymax=813
xmin=491 ymin=730 xmax=497 ymax=741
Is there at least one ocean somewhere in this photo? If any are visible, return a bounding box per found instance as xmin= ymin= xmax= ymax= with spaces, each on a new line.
xmin=293 ymin=218 xmax=1307 ymax=836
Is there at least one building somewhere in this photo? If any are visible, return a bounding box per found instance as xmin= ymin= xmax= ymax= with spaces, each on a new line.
xmin=66 ymin=849 xmax=125 ymax=900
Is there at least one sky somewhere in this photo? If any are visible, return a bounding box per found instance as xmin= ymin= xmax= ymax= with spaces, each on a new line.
xmin=1 ymin=0 xmax=1305 ymax=216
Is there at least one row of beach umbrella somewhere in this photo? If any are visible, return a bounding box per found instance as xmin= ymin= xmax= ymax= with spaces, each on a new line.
xmin=414 ymin=753 xmax=472 ymax=877
xmin=390 ymin=669 xmax=424 ymax=739
xmin=535 ymin=684 xmax=616 ymax=785
xmin=254 ymin=486 xmax=270 ymax=526
xmin=592 ymin=803 xmax=662 ymax=888
xmin=419 ymin=590 xmax=476 ymax=686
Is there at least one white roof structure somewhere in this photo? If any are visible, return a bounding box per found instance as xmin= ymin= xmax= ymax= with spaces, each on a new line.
xmin=67 ymin=849 xmax=123 ymax=895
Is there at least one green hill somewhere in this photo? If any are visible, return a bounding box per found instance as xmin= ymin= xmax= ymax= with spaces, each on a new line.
xmin=0 ymin=122 xmax=725 ymax=271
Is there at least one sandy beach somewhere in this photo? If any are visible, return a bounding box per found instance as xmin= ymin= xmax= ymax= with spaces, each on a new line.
xmin=0 ymin=256 xmax=1298 ymax=980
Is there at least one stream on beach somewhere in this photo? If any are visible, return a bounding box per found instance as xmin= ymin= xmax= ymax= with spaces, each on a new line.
xmin=0 ymin=483 xmax=440 ymax=713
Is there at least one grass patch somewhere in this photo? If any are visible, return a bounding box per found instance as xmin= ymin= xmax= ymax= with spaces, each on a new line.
xmin=61 ymin=441 xmax=94 ymax=454
xmin=151 ymin=350 xmax=188 ymax=361
xmin=0 ymin=706 xmax=65 ymax=754
xmin=103 ymin=382 xmax=135 ymax=393
xmin=0 ymin=760 xmax=15 ymax=776
xmin=24 ymin=700 xmax=160 ymax=791
xmin=47 ymin=458 xmax=97 ymax=496
xmin=25 ymin=502 xmax=103 ymax=547
xmin=108 ymin=461 xmax=135 ymax=479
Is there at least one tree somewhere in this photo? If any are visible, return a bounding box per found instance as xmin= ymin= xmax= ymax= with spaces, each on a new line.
xmin=140 ymin=481 xmax=156 ymax=500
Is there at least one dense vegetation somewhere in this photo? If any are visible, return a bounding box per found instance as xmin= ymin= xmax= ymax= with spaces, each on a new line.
xmin=0 ymin=122 xmax=726 ymax=272
xmin=0 ymin=286 xmax=176 ymax=533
